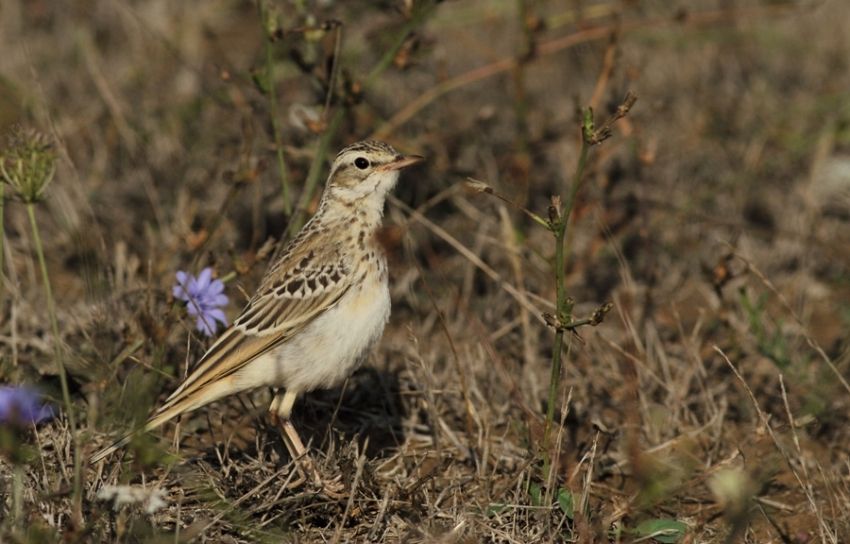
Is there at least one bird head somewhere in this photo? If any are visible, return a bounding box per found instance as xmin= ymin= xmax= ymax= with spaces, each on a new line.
xmin=324 ymin=140 xmax=423 ymax=207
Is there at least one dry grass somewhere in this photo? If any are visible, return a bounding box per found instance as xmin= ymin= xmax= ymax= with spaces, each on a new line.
xmin=2 ymin=0 xmax=850 ymax=542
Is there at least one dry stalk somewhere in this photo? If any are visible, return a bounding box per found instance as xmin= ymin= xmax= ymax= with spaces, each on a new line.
xmin=714 ymin=346 xmax=836 ymax=544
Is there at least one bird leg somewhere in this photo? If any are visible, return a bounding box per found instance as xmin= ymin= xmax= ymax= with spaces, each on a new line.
xmin=269 ymin=390 xmax=344 ymax=498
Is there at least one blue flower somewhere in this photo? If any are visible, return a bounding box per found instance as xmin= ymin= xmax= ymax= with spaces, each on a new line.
xmin=172 ymin=267 xmax=229 ymax=336
xmin=0 ymin=386 xmax=54 ymax=427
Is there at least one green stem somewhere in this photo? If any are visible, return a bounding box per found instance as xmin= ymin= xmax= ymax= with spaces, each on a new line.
xmin=13 ymin=464 xmax=22 ymax=526
xmin=365 ymin=1 xmax=438 ymax=86
xmin=1 ymin=182 xmax=5 ymax=296
xmin=219 ymin=270 xmax=238 ymax=284
xmin=563 ymin=109 xmax=595 ymax=228
xmin=542 ymin=119 xmax=592 ymax=456
xmin=26 ymin=203 xmax=81 ymax=521
xmin=263 ymin=14 xmax=292 ymax=215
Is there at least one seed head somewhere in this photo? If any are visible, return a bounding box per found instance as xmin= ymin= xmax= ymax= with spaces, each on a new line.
xmin=0 ymin=126 xmax=56 ymax=203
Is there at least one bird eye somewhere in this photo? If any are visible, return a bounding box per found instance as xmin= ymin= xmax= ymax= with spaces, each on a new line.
xmin=354 ymin=157 xmax=370 ymax=170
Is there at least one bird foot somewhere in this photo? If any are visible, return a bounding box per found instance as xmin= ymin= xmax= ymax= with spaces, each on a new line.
xmin=294 ymin=453 xmax=346 ymax=499
xmin=268 ymin=406 xmax=346 ymax=499
xmin=312 ymin=471 xmax=346 ymax=500
xmin=282 ymin=456 xmax=346 ymax=499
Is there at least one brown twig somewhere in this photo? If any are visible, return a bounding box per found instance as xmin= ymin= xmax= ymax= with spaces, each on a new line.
xmin=714 ymin=346 xmax=836 ymax=543
xmin=331 ymin=439 xmax=368 ymax=544
xmin=389 ymin=194 xmax=547 ymax=323
xmin=588 ymin=33 xmax=619 ymax=111
xmin=372 ymin=3 xmax=797 ymax=139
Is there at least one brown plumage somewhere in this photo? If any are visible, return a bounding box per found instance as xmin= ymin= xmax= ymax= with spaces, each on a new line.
xmin=91 ymin=141 xmax=423 ymax=465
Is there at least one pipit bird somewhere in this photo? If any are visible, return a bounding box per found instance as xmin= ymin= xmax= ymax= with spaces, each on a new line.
xmin=91 ymin=140 xmax=423 ymax=487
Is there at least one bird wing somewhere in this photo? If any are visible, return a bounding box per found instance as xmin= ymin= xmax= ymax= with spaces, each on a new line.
xmin=156 ymin=237 xmax=353 ymax=414
xmin=91 ymin=240 xmax=352 ymax=464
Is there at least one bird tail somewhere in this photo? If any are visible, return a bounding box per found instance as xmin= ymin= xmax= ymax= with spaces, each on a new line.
xmin=90 ymin=375 xmax=242 ymax=463
xmin=89 ymin=394 xmax=204 ymax=464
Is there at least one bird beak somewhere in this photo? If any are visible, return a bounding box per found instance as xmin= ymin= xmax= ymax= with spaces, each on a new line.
xmin=382 ymin=154 xmax=425 ymax=171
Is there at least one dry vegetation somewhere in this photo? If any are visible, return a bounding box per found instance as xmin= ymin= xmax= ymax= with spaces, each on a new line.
xmin=2 ymin=0 xmax=850 ymax=542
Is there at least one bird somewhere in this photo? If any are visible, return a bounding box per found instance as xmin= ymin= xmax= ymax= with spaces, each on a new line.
xmin=91 ymin=140 xmax=423 ymax=489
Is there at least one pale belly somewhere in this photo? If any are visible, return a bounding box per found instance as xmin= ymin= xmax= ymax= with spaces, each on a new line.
xmin=234 ymin=274 xmax=391 ymax=394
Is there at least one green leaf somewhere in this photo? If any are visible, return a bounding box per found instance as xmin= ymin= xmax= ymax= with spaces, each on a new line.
xmin=251 ymin=69 xmax=271 ymax=95
xmin=557 ymin=488 xmax=574 ymax=519
xmin=634 ymin=518 xmax=687 ymax=543
xmin=486 ymin=503 xmax=507 ymax=517
xmin=529 ymin=482 xmax=542 ymax=506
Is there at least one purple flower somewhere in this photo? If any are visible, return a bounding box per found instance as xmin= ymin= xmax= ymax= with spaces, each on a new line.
xmin=0 ymin=386 xmax=54 ymax=427
xmin=172 ymin=267 xmax=229 ymax=336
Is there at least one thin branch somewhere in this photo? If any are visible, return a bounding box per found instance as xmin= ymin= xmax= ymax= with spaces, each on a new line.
xmin=371 ymin=3 xmax=797 ymax=139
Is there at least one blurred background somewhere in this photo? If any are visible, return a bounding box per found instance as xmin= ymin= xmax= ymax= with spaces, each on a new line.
xmin=1 ymin=0 xmax=849 ymax=541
